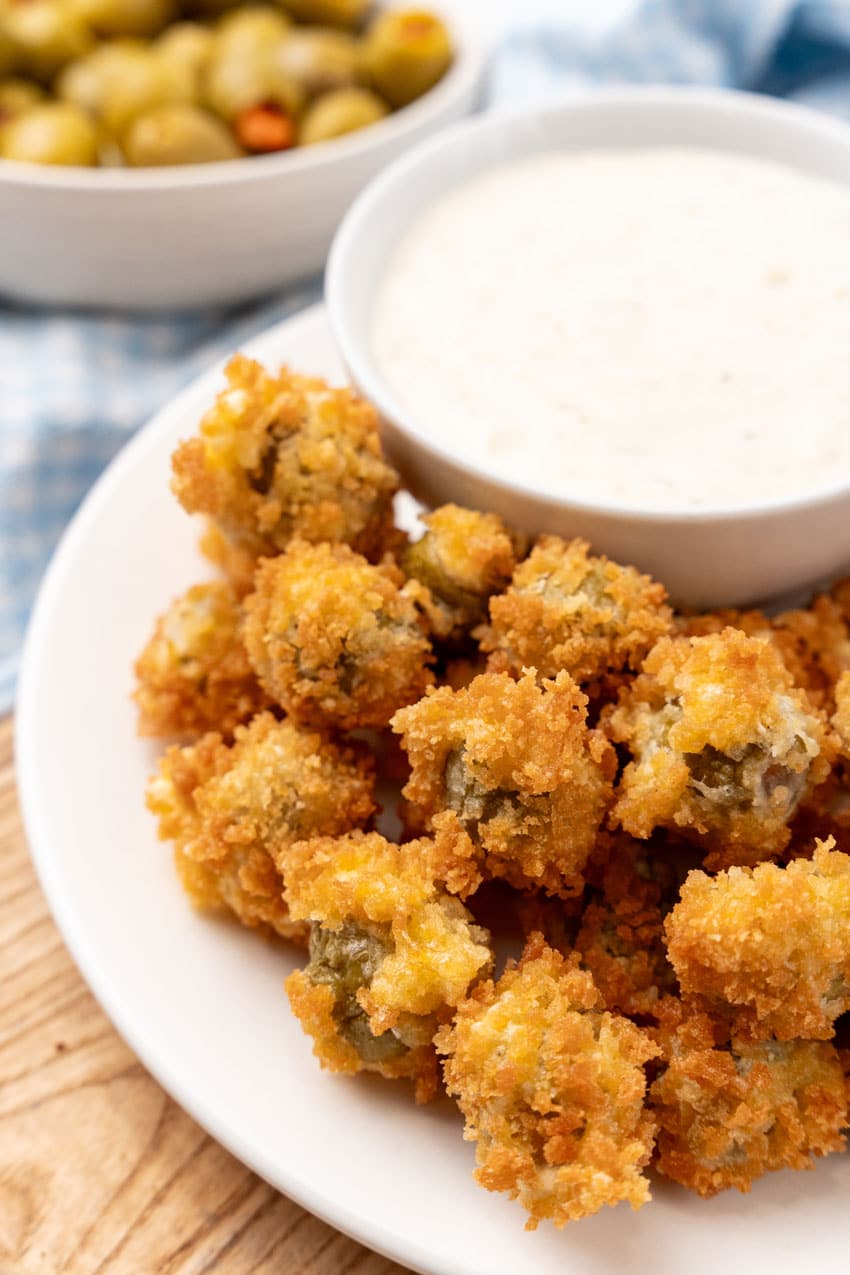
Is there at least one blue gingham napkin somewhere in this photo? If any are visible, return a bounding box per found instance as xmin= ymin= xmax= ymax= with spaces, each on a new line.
xmin=4 ymin=0 xmax=850 ymax=711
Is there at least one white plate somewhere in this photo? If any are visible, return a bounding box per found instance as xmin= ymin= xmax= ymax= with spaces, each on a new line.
xmin=17 ymin=303 xmax=850 ymax=1275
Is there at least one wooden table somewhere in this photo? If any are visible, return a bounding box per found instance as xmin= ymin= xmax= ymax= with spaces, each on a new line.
xmin=0 ymin=716 xmax=408 ymax=1275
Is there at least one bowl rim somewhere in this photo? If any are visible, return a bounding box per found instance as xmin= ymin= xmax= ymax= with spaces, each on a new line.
xmin=327 ymin=83 xmax=850 ymax=526
xmin=0 ymin=6 xmax=486 ymax=192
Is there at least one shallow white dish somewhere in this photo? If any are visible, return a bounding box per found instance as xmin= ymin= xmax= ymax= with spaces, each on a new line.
xmin=0 ymin=12 xmax=484 ymax=312
xmin=17 ymin=303 xmax=850 ymax=1275
xmin=327 ymin=87 xmax=850 ymax=609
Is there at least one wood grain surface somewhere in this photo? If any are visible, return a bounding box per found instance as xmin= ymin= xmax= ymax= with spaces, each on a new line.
xmin=0 ymin=715 xmax=409 ymax=1275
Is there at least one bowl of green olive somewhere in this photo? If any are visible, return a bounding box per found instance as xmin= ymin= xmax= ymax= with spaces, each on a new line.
xmin=0 ymin=0 xmax=484 ymax=309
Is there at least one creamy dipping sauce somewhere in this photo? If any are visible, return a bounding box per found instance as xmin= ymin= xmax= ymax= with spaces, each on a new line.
xmin=371 ymin=148 xmax=850 ymax=512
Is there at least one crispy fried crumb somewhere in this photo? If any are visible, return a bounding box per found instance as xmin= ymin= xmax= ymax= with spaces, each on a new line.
xmin=171 ymin=355 xmax=399 ymax=578
xmin=402 ymin=504 xmax=520 ymax=645
xmin=832 ymin=671 xmax=850 ymax=758
xmin=392 ymin=669 xmax=616 ymax=898
xmin=133 ymin=581 xmax=269 ymax=738
xmin=682 ymin=592 xmax=850 ymax=713
xmin=198 ymin=520 xmax=261 ymax=596
xmin=651 ymin=1025 xmax=848 ymax=1196
xmin=605 ymin=628 xmax=832 ymax=868
xmin=481 ymin=536 xmax=672 ymax=688
xmin=436 ymin=934 xmax=659 ymax=1228
xmin=665 ymin=839 xmax=850 ymax=1040
xmin=574 ymin=835 xmax=677 ymax=1017
xmin=243 ymin=540 xmax=433 ymax=730
xmin=146 ymin=713 xmax=375 ymax=940
xmin=282 ymin=831 xmax=492 ymax=1102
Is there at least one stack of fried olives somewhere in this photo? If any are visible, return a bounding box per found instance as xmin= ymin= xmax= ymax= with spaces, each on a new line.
xmin=0 ymin=1 xmax=452 ymax=166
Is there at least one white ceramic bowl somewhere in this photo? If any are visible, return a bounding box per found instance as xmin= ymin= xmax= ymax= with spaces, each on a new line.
xmin=0 ymin=11 xmax=485 ymax=312
xmin=327 ymin=86 xmax=850 ymax=609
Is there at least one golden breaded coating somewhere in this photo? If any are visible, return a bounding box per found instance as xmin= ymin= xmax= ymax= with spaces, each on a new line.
xmin=513 ymin=889 xmax=584 ymax=957
xmin=574 ymin=835 xmax=677 ymax=1017
xmin=665 ymin=840 xmax=850 ymax=1040
xmin=392 ymin=669 xmax=616 ymax=898
xmin=605 ymin=628 xmax=832 ymax=868
xmin=282 ymin=831 xmax=492 ymax=1102
xmin=146 ymin=713 xmax=375 ymax=941
xmin=402 ymin=504 xmax=520 ymax=644
xmin=683 ymin=591 xmax=850 ymax=713
xmin=171 ymin=355 xmax=399 ymax=579
xmin=133 ymin=581 xmax=269 ymax=739
xmin=198 ymin=520 xmax=263 ymax=597
xmin=651 ymin=1033 xmax=848 ymax=1197
xmin=788 ymin=666 xmax=850 ymax=851
xmin=243 ymin=540 xmax=433 ymax=730
xmin=481 ymin=536 xmax=672 ymax=688
xmin=436 ymin=934 xmax=659 ymax=1228
xmin=771 ymin=596 xmax=850 ymax=712
xmin=832 ymin=671 xmax=850 ymax=758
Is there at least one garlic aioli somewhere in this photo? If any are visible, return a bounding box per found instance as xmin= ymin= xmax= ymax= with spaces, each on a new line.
xmin=371 ymin=148 xmax=850 ymax=512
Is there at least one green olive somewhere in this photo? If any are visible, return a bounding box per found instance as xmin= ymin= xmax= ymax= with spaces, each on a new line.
xmin=278 ymin=0 xmax=370 ymax=30
xmin=56 ymin=39 xmax=141 ymax=114
xmin=67 ymin=0 xmax=175 ymax=38
xmin=0 ymin=76 xmax=45 ymax=121
xmin=2 ymin=99 xmax=98 ymax=163
xmin=202 ymin=47 xmax=302 ymax=122
xmin=363 ymin=7 xmax=451 ymax=107
xmin=94 ymin=44 xmax=191 ymax=135
xmin=275 ymin=27 xmax=362 ymax=97
xmin=3 ymin=0 xmax=94 ymax=83
xmin=155 ymin=21 xmax=214 ymax=84
xmin=299 ymin=84 xmax=385 ymax=144
xmin=215 ymin=5 xmax=289 ymax=53
xmin=123 ymin=101 xmax=240 ymax=163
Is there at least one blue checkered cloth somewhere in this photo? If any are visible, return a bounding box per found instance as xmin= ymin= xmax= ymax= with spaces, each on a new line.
xmin=4 ymin=0 xmax=850 ymax=711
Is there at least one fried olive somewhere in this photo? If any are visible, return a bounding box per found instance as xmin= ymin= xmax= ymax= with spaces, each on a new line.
xmin=436 ymin=935 xmax=659 ymax=1228
xmin=305 ymin=921 xmax=408 ymax=1063
xmin=3 ymin=0 xmax=94 ymax=82
xmin=0 ymin=77 xmax=45 ymax=121
xmin=202 ymin=46 xmax=303 ymax=122
xmin=604 ymin=628 xmax=832 ymax=868
xmin=401 ymin=503 xmax=520 ymax=646
xmin=123 ymin=101 xmax=240 ymax=163
xmin=155 ymin=21 xmax=215 ymax=93
xmin=299 ymin=84 xmax=386 ymax=143
xmin=279 ymin=0 xmax=370 ymax=30
xmin=2 ymin=99 xmax=97 ymax=163
xmin=171 ymin=355 xmax=399 ymax=572
xmin=364 ymin=7 xmax=451 ymax=107
xmin=147 ymin=713 xmax=376 ymax=941
xmin=68 ymin=0 xmax=175 ymax=38
xmin=282 ymin=829 xmax=492 ymax=1102
xmin=275 ymin=27 xmax=361 ymax=96
xmin=482 ymin=535 xmax=672 ymax=690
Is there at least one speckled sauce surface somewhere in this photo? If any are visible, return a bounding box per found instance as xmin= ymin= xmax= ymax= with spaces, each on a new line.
xmin=373 ymin=147 xmax=850 ymax=512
